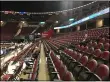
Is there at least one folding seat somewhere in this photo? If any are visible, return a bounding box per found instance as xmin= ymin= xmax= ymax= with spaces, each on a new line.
xmin=83 ymin=46 xmax=88 ymax=52
xmin=76 ymin=45 xmax=80 ymax=50
xmin=67 ymin=53 xmax=82 ymax=71
xmin=100 ymin=51 xmax=109 ymax=61
xmin=53 ymin=56 xmax=59 ymax=63
xmin=63 ymin=71 xmax=74 ymax=81
xmin=68 ymin=55 xmax=88 ymax=73
xmin=92 ymin=42 xmax=97 ymax=48
xmin=60 ymin=49 xmax=69 ymax=58
xmin=104 ymin=43 xmax=109 ymax=51
xmin=78 ymin=59 xmax=98 ymax=81
xmin=58 ymin=65 xmax=67 ymax=80
xmin=93 ymin=49 xmax=102 ymax=58
xmin=88 ymin=47 xmax=94 ymax=54
xmin=96 ymin=43 xmax=103 ymax=49
xmin=66 ymin=49 xmax=73 ymax=56
xmin=75 ymin=53 xmax=82 ymax=61
xmin=99 ymin=38 xmax=105 ymax=43
xmin=48 ymin=64 xmax=60 ymax=80
xmin=65 ymin=51 xmax=78 ymax=67
xmin=80 ymin=45 xmax=84 ymax=51
xmin=54 ymin=60 xmax=62 ymax=72
xmin=72 ymin=56 xmax=88 ymax=78
xmin=97 ymin=51 xmax=109 ymax=65
xmin=71 ymin=51 xmax=78 ymax=59
xmin=60 ymin=51 xmax=68 ymax=63
xmin=89 ymin=64 xmax=109 ymax=81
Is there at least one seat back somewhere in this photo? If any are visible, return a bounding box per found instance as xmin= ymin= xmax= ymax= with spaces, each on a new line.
xmin=89 ymin=47 xmax=94 ymax=54
xmin=79 ymin=56 xmax=88 ymax=65
xmin=101 ymin=51 xmax=109 ymax=60
xmin=96 ymin=43 xmax=103 ymax=49
xmin=86 ymin=59 xmax=97 ymax=72
xmin=83 ymin=46 xmax=88 ymax=52
xmin=99 ymin=38 xmax=105 ymax=43
xmin=71 ymin=51 xmax=77 ymax=59
xmin=106 ymin=39 xmax=109 ymax=43
xmin=93 ymin=42 xmax=97 ymax=48
xmin=94 ymin=49 xmax=102 ymax=57
xmin=95 ymin=64 xmax=109 ymax=80
xmin=75 ymin=53 xmax=82 ymax=61
xmin=63 ymin=71 xmax=74 ymax=81
xmin=104 ymin=43 xmax=109 ymax=51
xmin=59 ymin=65 xmax=67 ymax=79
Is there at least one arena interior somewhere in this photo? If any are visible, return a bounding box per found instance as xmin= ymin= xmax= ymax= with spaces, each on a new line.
xmin=0 ymin=1 xmax=110 ymax=81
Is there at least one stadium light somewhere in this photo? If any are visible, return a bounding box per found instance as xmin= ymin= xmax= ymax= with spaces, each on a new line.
xmin=56 ymin=21 xmax=59 ymax=23
xmin=22 ymin=21 xmax=25 ymax=23
xmin=1 ymin=21 xmax=3 ymax=23
xmin=54 ymin=7 xmax=109 ymax=29
xmin=40 ymin=22 xmax=45 ymax=24
xmin=38 ymin=33 xmax=41 ymax=35
xmin=69 ymin=18 xmax=74 ymax=21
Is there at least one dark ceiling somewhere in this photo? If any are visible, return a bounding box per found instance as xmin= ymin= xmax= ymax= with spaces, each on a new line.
xmin=1 ymin=1 xmax=94 ymax=33
xmin=1 ymin=1 xmax=109 ymax=33
xmin=1 ymin=1 xmax=91 ymax=12
xmin=1 ymin=1 xmax=92 ymax=23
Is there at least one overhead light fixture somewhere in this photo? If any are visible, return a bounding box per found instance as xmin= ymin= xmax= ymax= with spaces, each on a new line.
xmin=1 ymin=21 xmax=3 ymax=23
xmin=56 ymin=21 xmax=58 ymax=23
xmin=1 ymin=1 xmax=96 ymax=15
xmin=38 ymin=33 xmax=41 ymax=35
xmin=21 ymin=21 xmax=25 ymax=24
xmin=54 ymin=7 xmax=109 ymax=30
xmin=69 ymin=18 xmax=74 ymax=21
xmin=40 ymin=22 xmax=45 ymax=24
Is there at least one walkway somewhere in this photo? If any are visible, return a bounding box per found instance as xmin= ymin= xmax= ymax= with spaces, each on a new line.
xmin=38 ymin=43 xmax=50 ymax=80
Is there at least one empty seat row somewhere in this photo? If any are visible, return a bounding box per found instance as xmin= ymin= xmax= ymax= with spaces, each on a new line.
xmin=49 ymin=50 xmax=74 ymax=81
xmin=45 ymin=38 xmax=109 ymax=80
xmin=59 ymin=49 xmax=109 ymax=81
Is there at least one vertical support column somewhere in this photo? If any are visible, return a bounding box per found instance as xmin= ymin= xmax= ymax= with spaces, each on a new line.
xmin=76 ymin=25 xmax=80 ymax=31
xmin=57 ymin=29 xmax=60 ymax=33
xmin=96 ymin=19 xmax=103 ymax=28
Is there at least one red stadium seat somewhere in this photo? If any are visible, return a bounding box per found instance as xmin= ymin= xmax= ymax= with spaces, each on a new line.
xmin=79 ymin=56 xmax=88 ymax=66
xmin=88 ymin=47 xmax=94 ymax=54
xmin=58 ymin=65 xmax=67 ymax=79
xmin=89 ymin=64 xmax=109 ymax=80
xmin=72 ymin=56 xmax=88 ymax=78
xmin=86 ymin=59 xmax=98 ymax=72
xmin=99 ymin=38 xmax=105 ymax=43
xmin=78 ymin=59 xmax=98 ymax=81
xmin=63 ymin=71 xmax=74 ymax=81
xmin=92 ymin=42 xmax=97 ymax=48
xmin=93 ymin=49 xmax=102 ymax=58
xmin=100 ymin=51 xmax=109 ymax=60
xmin=104 ymin=43 xmax=109 ymax=51
xmin=96 ymin=43 xmax=103 ymax=49
xmin=83 ymin=46 xmax=88 ymax=52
